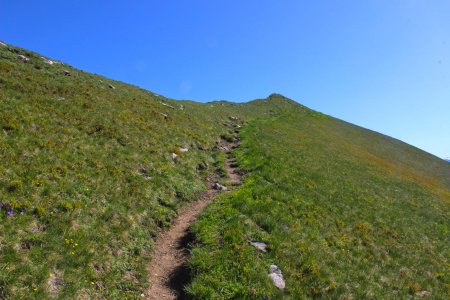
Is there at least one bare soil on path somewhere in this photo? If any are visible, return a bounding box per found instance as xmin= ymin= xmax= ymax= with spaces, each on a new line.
xmin=146 ymin=144 xmax=241 ymax=299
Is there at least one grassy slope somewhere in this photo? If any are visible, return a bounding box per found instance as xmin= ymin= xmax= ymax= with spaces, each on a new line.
xmin=187 ymin=111 xmax=450 ymax=298
xmin=0 ymin=43 xmax=292 ymax=299
xmin=1 ymin=42 xmax=449 ymax=299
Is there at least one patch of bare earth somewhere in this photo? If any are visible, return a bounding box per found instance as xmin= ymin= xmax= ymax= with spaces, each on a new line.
xmin=145 ymin=142 xmax=241 ymax=299
xmin=225 ymin=157 xmax=241 ymax=186
xmin=47 ymin=269 xmax=64 ymax=297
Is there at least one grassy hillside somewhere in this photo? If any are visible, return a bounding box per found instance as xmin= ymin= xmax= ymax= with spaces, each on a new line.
xmin=0 ymin=43 xmax=294 ymax=299
xmin=187 ymin=112 xmax=450 ymax=298
xmin=1 ymin=42 xmax=449 ymax=299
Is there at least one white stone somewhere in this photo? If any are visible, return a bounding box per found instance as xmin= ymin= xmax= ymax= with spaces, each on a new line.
xmin=416 ymin=291 xmax=431 ymax=298
xmin=213 ymin=182 xmax=227 ymax=191
xmin=17 ymin=54 xmax=29 ymax=62
xmin=41 ymin=57 xmax=54 ymax=65
xmin=161 ymin=102 xmax=175 ymax=109
xmin=250 ymin=242 xmax=267 ymax=252
xmin=268 ymin=265 xmax=285 ymax=289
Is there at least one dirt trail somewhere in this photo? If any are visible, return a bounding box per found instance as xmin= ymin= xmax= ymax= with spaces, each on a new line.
xmin=225 ymin=157 xmax=241 ymax=186
xmin=146 ymin=143 xmax=241 ymax=299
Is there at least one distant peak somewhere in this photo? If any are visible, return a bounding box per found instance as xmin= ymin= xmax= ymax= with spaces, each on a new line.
xmin=268 ymin=93 xmax=287 ymax=99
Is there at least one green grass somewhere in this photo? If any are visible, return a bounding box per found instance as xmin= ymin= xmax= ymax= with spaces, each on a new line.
xmin=187 ymin=113 xmax=450 ymax=298
xmin=1 ymin=42 xmax=449 ymax=299
xmin=0 ymin=42 xmax=295 ymax=299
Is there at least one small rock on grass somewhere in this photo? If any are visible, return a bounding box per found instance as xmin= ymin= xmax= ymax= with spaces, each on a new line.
xmin=416 ymin=291 xmax=431 ymax=298
xmin=213 ymin=182 xmax=227 ymax=191
xmin=41 ymin=57 xmax=54 ymax=65
xmin=268 ymin=265 xmax=285 ymax=289
xmin=17 ymin=54 xmax=29 ymax=62
xmin=171 ymin=153 xmax=178 ymax=160
xmin=160 ymin=102 xmax=175 ymax=109
xmin=250 ymin=241 xmax=268 ymax=252
xmin=179 ymin=147 xmax=189 ymax=152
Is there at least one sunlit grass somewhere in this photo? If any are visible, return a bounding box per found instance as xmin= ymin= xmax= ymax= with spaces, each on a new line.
xmin=188 ymin=112 xmax=450 ymax=298
xmin=0 ymin=43 xmax=294 ymax=298
xmin=1 ymin=42 xmax=448 ymax=299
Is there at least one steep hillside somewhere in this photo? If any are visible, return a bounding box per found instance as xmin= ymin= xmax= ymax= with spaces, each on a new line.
xmin=0 ymin=43 xmax=294 ymax=299
xmin=1 ymin=42 xmax=449 ymax=299
xmin=188 ymin=113 xmax=450 ymax=298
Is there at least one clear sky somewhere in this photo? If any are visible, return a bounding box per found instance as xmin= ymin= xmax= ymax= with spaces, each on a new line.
xmin=1 ymin=1 xmax=449 ymax=158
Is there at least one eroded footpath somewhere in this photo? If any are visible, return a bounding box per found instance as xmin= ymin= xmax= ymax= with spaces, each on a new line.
xmin=145 ymin=141 xmax=241 ymax=299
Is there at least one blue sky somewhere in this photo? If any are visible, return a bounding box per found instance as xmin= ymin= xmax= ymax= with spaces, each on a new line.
xmin=1 ymin=1 xmax=449 ymax=158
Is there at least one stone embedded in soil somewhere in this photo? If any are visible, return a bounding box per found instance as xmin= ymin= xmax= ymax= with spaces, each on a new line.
xmin=41 ymin=57 xmax=54 ymax=65
xmin=17 ymin=54 xmax=29 ymax=62
xmin=213 ymin=182 xmax=227 ymax=191
xmin=250 ymin=241 xmax=268 ymax=252
xmin=416 ymin=291 xmax=431 ymax=298
xmin=161 ymin=102 xmax=175 ymax=109
xmin=268 ymin=264 xmax=285 ymax=289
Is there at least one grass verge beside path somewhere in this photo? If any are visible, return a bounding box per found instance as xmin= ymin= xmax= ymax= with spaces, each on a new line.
xmin=187 ymin=113 xmax=450 ymax=299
